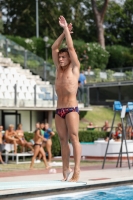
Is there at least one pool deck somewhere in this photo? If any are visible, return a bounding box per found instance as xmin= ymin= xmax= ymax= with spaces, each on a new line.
xmin=1 ymin=161 xmax=133 ymax=199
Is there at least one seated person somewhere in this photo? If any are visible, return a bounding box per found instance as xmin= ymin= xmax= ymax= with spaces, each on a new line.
xmin=101 ymin=121 xmax=110 ymax=132
xmin=5 ymin=124 xmax=20 ymax=153
xmin=0 ymin=125 xmax=5 ymax=164
xmin=112 ymin=123 xmax=122 ymax=140
xmin=16 ymin=124 xmax=34 ymax=153
xmin=104 ymin=136 xmax=109 ymax=142
xmin=86 ymin=122 xmax=95 ymax=130
xmin=116 ymin=134 xmax=122 ymax=142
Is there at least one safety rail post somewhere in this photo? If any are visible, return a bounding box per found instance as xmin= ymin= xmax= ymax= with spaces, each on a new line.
xmin=34 ymin=85 xmax=37 ymax=106
xmin=24 ymin=50 xmax=27 ymax=69
xmin=5 ymin=39 xmax=8 ymax=57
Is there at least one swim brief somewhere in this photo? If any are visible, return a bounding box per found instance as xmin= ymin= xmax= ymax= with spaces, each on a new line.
xmin=34 ymin=143 xmax=42 ymax=147
xmin=56 ymin=107 xmax=79 ymax=119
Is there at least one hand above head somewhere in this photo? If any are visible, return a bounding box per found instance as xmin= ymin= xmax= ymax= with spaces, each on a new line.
xmin=59 ymin=16 xmax=68 ymax=28
xmin=68 ymin=23 xmax=73 ymax=34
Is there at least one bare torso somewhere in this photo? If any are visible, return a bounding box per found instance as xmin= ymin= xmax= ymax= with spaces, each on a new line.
xmin=34 ymin=129 xmax=42 ymax=144
xmin=16 ymin=130 xmax=24 ymax=140
xmin=5 ymin=130 xmax=16 ymax=140
xmin=55 ymin=64 xmax=79 ymax=108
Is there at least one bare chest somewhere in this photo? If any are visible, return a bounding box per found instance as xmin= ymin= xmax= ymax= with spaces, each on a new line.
xmin=56 ymin=68 xmax=78 ymax=85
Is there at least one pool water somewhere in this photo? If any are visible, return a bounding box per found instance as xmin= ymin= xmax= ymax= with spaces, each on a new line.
xmin=24 ymin=185 xmax=133 ymax=200
xmin=70 ymin=142 xmax=94 ymax=145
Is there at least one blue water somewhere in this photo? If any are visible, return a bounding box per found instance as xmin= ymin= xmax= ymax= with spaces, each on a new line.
xmin=24 ymin=185 xmax=133 ymax=200
xmin=80 ymin=142 xmax=94 ymax=144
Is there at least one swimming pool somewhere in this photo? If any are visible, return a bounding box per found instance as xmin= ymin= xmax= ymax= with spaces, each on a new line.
xmin=24 ymin=185 xmax=133 ymax=200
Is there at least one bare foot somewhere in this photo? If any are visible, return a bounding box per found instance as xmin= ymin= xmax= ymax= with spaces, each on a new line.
xmin=46 ymin=165 xmax=51 ymax=169
xmin=62 ymin=168 xmax=73 ymax=181
xmin=69 ymin=170 xmax=80 ymax=182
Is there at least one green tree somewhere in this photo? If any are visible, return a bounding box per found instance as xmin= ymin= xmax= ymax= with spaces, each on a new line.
xmin=121 ymin=0 xmax=133 ymax=46
xmin=0 ymin=12 xmax=4 ymax=33
xmin=1 ymin=0 xmax=89 ymax=40
xmin=90 ymin=0 xmax=109 ymax=49
xmin=104 ymin=0 xmax=133 ymax=47
xmin=1 ymin=0 xmax=36 ymax=37
xmin=104 ymin=1 xmax=125 ymax=45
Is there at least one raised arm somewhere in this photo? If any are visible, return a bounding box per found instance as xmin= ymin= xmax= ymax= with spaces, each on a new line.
xmin=52 ymin=22 xmax=73 ymax=68
xmin=59 ymin=16 xmax=80 ymax=68
xmin=51 ymin=32 xmax=65 ymax=67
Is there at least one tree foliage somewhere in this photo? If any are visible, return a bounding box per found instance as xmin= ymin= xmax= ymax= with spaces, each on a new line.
xmin=1 ymin=0 xmax=133 ymax=51
xmin=0 ymin=12 xmax=4 ymax=33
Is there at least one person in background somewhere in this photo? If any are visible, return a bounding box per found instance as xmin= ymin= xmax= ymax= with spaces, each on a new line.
xmin=0 ymin=125 xmax=5 ymax=164
xmin=126 ymin=112 xmax=133 ymax=140
xmin=44 ymin=123 xmax=55 ymax=164
xmin=37 ymin=122 xmax=45 ymax=160
xmin=78 ymin=71 xmax=86 ymax=103
xmin=38 ymin=123 xmax=55 ymax=164
xmin=16 ymin=124 xmax=34 ymax=153
xmin=116 ymin=134 xmax=122 ymax=142
xmin=86 ymin=122 xmax=95 ymax=130
xmin=112 ymin=123 xmax=122 ymax=141
xmin=5 ymin=124 xmax=19 ymax=153
xmin=88 ymin=66 xmax=91 ymax=75
xmin=30 ymin=122 xmax=49 ymax=169
xmin=79 ymin=70 xmax=86 ymax=86
xmin=77 ymin=80 xmax=81 ymax=101
xmin=104 ymin=136 xmax=109 ymax=142
xmin=101 ymin=121 xmax=110 ymax=132
xmin=40 ymin=123 xmax=45 ymax=136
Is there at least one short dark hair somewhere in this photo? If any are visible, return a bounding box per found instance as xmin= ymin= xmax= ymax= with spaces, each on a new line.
xmin=58 ymin=48 xmax=69 ymax=56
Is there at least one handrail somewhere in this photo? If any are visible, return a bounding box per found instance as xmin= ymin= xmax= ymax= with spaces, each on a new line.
xmin=0 ymin=34 xmax=56 ymax=83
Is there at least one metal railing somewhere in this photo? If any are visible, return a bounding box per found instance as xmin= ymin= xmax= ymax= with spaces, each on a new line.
xmin=0 ymin=34 xmax=56 ymax=83
xmin=1 ymin=35 xmax=133 ymax=85
xmin=0 ymin=84 xmax=57 ymax=108
xmin=85 ymin=67 xmax=133 ymax=83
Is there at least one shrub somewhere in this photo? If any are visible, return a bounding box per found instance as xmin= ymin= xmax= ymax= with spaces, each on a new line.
xmin=86 ymin=43 xmax=109 ymax=70
xmin=79 ymin=111 xmax=87 ymax=120
xmin=74 ymin=41 xmax=109 ymax=70
xmin=79 ymin=130 xmax=108 ymax=142
xmin=125 ymin=71 xmax=133 ymax=80
xmin=6 ymin=35 xmax=109 ymax=71
xmin=6 ymin=35 xmax=54 ymax=62
xmin=106 ymin=69 xmax=114 ymax=81
xmin=93 ymin=68 xmax=101 ymax=82
xmin=106 ymin=45 xmax=132 ymax=69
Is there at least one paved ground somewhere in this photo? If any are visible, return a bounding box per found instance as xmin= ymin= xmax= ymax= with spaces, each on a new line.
xmin=0 ymin=160 xmax=133 ymax=199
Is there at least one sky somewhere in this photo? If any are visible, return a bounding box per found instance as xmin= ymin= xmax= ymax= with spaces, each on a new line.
xmin=115 ymin=0 xmax=125 ymax=4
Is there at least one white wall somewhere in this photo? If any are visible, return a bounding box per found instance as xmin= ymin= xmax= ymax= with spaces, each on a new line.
xmin=18 ymin=110 xmax=30 ymax=132
xmin=70 ymin=140 xmax=133 ymax=158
